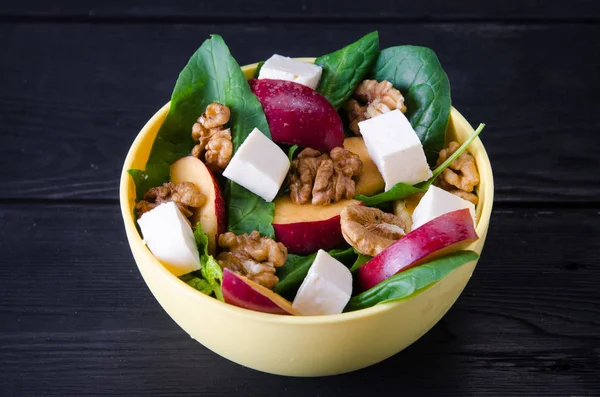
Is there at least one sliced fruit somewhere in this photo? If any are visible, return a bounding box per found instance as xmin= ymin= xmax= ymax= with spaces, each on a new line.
xmin=250 ymin=78 xmax=344 ymax=152
xmin=343 ymin=137 xmax=385 ymax=196
xmin=358 ymin=208 xmax=478 ymax=290
xmin=273 ymin=196 xmax=360 ymax=255
xmin=222 ymin=268 xmax=299 ymax=315
xmin=170 ymin=156 xmax=227 ymax=255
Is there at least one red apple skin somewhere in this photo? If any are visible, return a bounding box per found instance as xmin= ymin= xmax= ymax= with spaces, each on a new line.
xmin=222 ymin=269 xmax=298 ymax=315
xmin=358 ymin=209 xmax=478 ymax=291
xmin=170 ymin=156 xmax=227 ymax=255
xmin=250 ymin=78 xmax=344 ymax=152
xmin=274 ymin=216 xmax=345 ymax=255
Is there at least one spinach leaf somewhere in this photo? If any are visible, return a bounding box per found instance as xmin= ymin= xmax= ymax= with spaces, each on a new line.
xmin=315 ymin=31 xmax=379 ymax=109
xmin=288 ymin=145 xmax=299 ymax=162
xmin=356 ymin=182 xmax=425 ymax=207
xmin=226 ymin=181 xmax=275 ymax=238
xmin=128 ymin=35 xmax=275 ymax=237
xmin=274 ymin=247 xmax=356 ymax=300
xmin=181 ymin=224 xmax=224 ymax=301
xmin=254 ymin=61 xmax=265 ymax=78
xmin=344 ymin=250 xmax=478 ymax=312
xmin=372 ymin=46 xmax=451 ymax=164
xmin=350 ymin=253 xmax=372 ymax=272
xmin=356 ymin=123 xmax=485 ymax=206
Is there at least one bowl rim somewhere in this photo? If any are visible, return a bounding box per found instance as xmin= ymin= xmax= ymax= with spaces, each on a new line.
xmin=120 ymin=61 xmax=494 ymax=325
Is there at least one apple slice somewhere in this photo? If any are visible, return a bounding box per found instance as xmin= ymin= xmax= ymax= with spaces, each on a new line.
xmin=273 ymin=196 xmax=360 ymax=255
xmin=222 ymin=269 xmax=299 ymax=315
xmin=358 ymin=208 xmax=478 ymax=290
xmin=170 ymin=156 xmax=227 ymax=255
xmin=343 ymin=137 xmax=385 ymax=197
xmin=250 ymin=78 xmax=344 ymax=152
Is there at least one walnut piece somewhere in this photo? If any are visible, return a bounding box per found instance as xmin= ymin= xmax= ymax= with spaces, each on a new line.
xmin=345 ymin=80 xmax=407 ymax=135
xmin=435 ymin=141 xmax=480 ymax=205
xmin=191 ymin=102 xmax=233 ymax=172
xmin=392 ymin=200 xmax=413 ymax=233
xmin=289 ymin=147 xmax=363 ymax=206
xmin=136 ymin=181 xmax=205 ymax=218
xmin=340 ymin=205 xmax=408 ymax=257
xmin=217 ymin=231 xmax=288 ymax=289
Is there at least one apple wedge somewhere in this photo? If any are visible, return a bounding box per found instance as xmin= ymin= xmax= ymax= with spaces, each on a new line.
xmin=273 ymin=196 xmax=360 ymax=255
xmin=222 ymin=269 xmax=299 ymax=315
xmin=343 ymin=137 xmax=385 ymax=197
xmin=250 ymin=78 xmax=344 ymax=152
xmin=358 ymin=208 xmax=478 ymax=290
xmin=170 ymin=156 xmax=227 ymax=255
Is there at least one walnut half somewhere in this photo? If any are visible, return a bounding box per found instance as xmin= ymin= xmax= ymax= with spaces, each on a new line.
xmin=345 ymin=80 xmax=407 ymax=135
xmin=191 ymin=102 xmax=233 ymax=172
xmin=216 ymin=231 xmax=288 ymax=289
xmin=435 ymin=141 xmax=480 ymax=205
xmin=340 ymin=205 xmax=409 ymax=257
xmin=289 ymin=147 xmax=363 ymax=206
xmin=136 ymin=181 xmax=205 ymax=218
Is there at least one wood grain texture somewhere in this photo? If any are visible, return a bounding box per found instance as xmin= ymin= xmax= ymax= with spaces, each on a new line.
xmin=0 ymin=23 xmax=599 ymax=201
xmin=1 ymin=203 xmax=599 ymax=395
xmin=1 ymin=0 xmax=599 ymax=21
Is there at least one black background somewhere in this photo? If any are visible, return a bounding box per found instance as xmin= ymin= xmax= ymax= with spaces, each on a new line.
xmin=1 ymin=1 xmax=599 ymax=395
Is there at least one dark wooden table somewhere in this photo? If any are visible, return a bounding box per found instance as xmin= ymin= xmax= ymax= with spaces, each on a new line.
xmin=1 ymin=1 xmax=599 ymax=395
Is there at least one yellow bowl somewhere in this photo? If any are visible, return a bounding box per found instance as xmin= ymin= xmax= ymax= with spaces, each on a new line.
xmin=119 ymin=59 xmax=494 ymax=377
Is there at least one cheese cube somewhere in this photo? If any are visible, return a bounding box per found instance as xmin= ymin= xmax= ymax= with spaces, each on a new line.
xmin=137 ymin=201 xmax=200 ymax=277
xmin=359 ymin=110 xmax=432 ymax=190
xmin=292 ymin=250 xmax=353 ymax=316
xmin=223 ymin=128 xmax=290 ymax=202
xmin=412 ymin=185 xmax=477 ymax=230
xmin=258 ymin=54 xmax=323 ymax=90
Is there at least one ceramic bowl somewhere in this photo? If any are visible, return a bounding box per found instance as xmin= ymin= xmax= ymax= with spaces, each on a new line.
xmin=120 ymin=59 xmax=494 ymax=377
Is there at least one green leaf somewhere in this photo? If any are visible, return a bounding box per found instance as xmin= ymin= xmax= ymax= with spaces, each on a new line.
xmin=356 ymin=183 xmax=425 ymax=207
xmin=372 ymin=46 xmax=451 ymax=164
xmin=226 ymin=181 xmax=275 ymax=238
xmin=288 ymin=145 xmax=299 ymax=162
xmin=274 ymin=247 xmax=356 ymax=300
xmin=344 ymin=250 xmax=479 ymax=312
xmin=254 ymin=61 xmax=265 ymax=78
xmin=185 ymin=277 xmax=213 ymax=295
xmin=201 ymin=255 xmax=224 ymax=301
xmin=350 ymin=253 xmax=372 ymax=272
xmin=184 ymin=223 xmax=224 ymax=301
xmin=355 ymin=123 xmax=485 ymax=206
xmin=315 ymin=31 xmax=379 ymax=109
xmin=127 ymin=34 xmax=274 ymax=236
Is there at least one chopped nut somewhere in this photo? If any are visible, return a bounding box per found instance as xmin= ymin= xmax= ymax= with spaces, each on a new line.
xmin=289 ymin=147 xmax=362 ymax=206
xmin=340 ymin=205 xmax=409 ymax=257
xmin=435 ymin=141 xmax=480 ymax=204
xmin=136 ymin=181 xmax=205 ymax=218
xmin=191 ymin=102 xmax=233 ymax=172
xmin=217 ymin=231 xmax=288 ymax=289
xmin=345 ymin=80 xmax=407 ymax=135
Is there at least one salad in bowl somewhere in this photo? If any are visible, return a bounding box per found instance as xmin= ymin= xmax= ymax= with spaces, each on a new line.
xmin=121 ymin=31 xmax=492 ymax=375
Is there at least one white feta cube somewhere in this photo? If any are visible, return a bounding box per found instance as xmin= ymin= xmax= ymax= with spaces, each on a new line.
xmin=137 ymin=201 xmax=200 ymax=277
xmin=292 ymin=250 xmax=353 ymax=316
xmin=359 ymin=109 xmax=432 ymax=190
xmin=223 ymin=128 xmax=290 ymax=202
xmin=258 ymin=54 xmax=323 ymax=90
xmin=411 ymin=185 xmax=477 ymax=230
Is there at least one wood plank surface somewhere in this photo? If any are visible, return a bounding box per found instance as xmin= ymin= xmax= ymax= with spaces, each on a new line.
xmin=1 ymin=23 xmax=599 ymax=202
xmin=1 ymin=203 xmax=599 ymax=395
xmin=1 ymin=0 xmax=600 ymax=21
